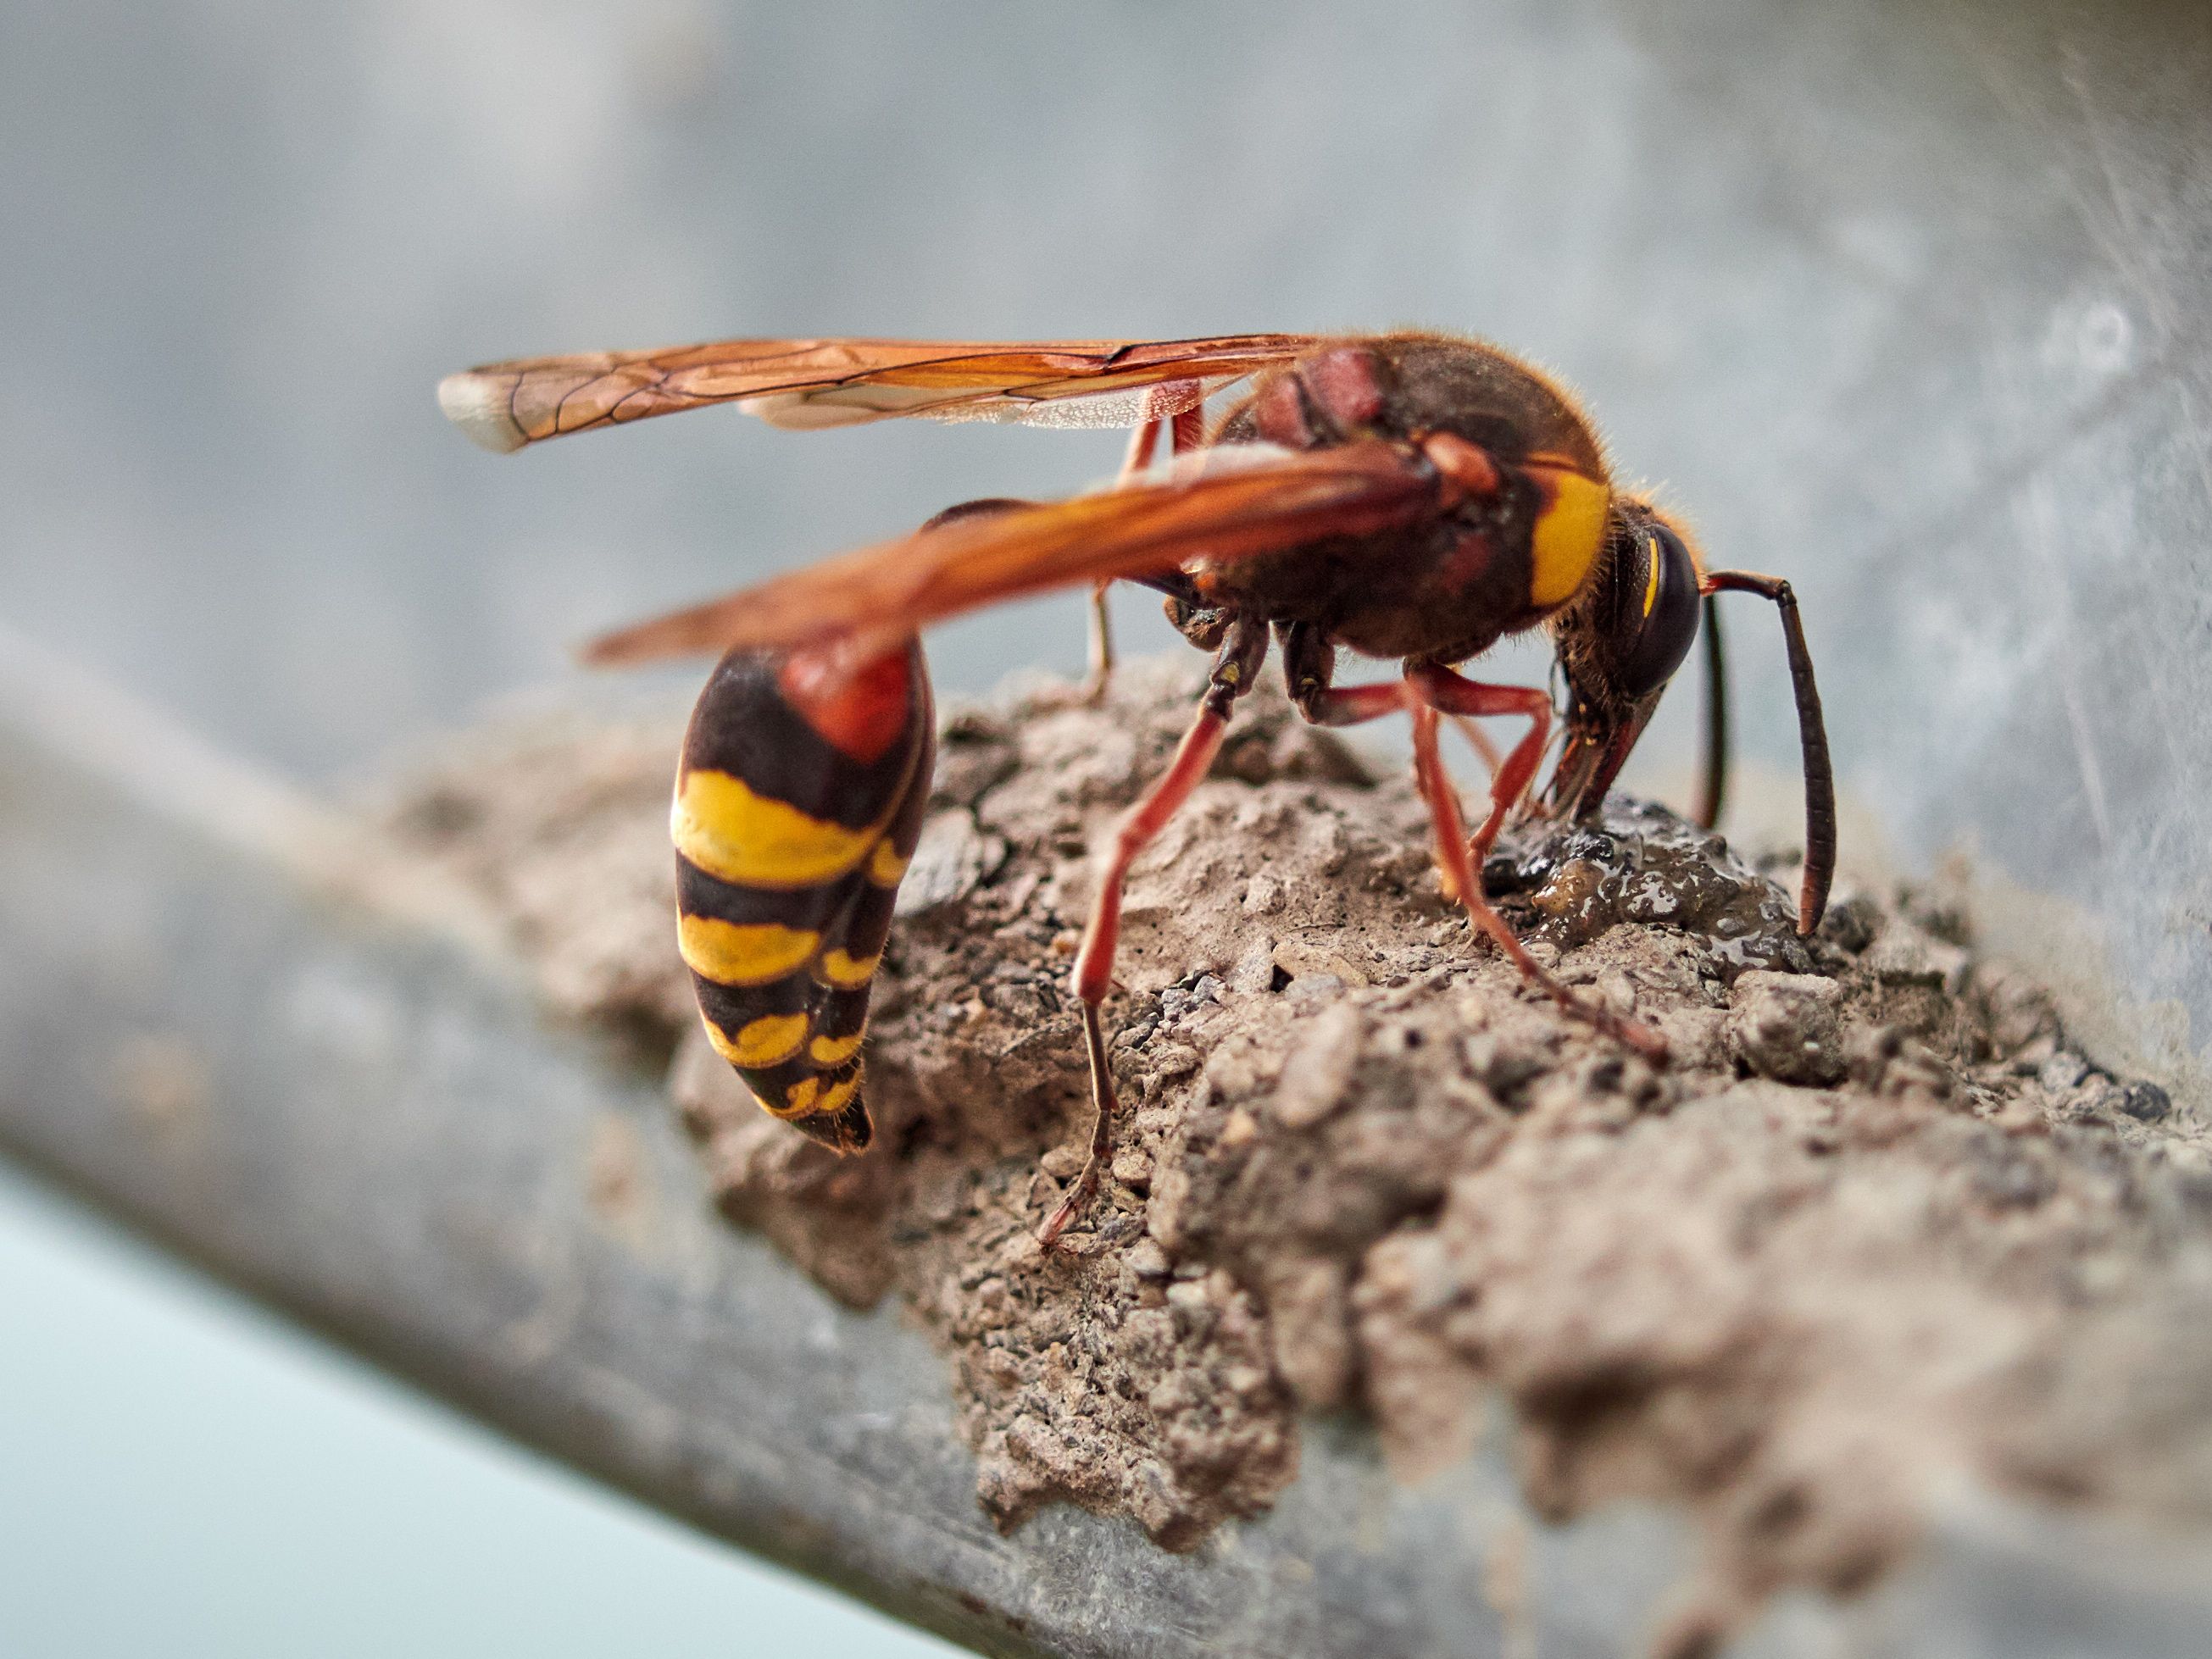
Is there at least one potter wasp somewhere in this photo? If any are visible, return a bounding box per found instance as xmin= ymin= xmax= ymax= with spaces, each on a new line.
xmin=440 ymin=331 xmax=1835 ymax=1245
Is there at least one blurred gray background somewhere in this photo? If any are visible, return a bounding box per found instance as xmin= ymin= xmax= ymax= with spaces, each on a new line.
xmin=4 ymin=0 xmax=2209 ymax=1652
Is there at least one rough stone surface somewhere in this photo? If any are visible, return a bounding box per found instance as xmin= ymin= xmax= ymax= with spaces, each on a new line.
xmin=388 ymin=659 xmax=2212 ymax=1648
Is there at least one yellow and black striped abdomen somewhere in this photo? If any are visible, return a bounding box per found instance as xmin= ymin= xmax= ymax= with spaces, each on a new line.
xmin=674 ymin=638 xmax=933 ymax=1153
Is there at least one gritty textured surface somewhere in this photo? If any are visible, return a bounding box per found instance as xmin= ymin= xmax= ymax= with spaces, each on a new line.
xmin=389 ymin=660 xmax=2212 ymax=1645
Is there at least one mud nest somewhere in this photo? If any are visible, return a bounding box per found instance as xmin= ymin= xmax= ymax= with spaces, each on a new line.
xmin=386 ymin=657 xmax=2212 ymax=1645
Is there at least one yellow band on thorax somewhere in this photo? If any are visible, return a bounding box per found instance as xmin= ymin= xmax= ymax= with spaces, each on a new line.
xmin=1526 ymin=466 xmax=1610 ymax=608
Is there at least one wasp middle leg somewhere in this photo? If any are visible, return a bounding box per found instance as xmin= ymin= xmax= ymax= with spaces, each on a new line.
xmin=1407 ymin=695 xmax=1665 ymax=1059
xmin=1286 ymin=630 xmax=1666 ymax=1062
xmin=1039 ymin=611 xmax=1270 ymax=1247
xmin=1404 ymin=661 xmax=1553 ymax=868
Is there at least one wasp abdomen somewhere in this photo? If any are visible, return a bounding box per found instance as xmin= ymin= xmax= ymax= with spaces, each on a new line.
xmin=673 ymin=638 xmax=933 ymax=1153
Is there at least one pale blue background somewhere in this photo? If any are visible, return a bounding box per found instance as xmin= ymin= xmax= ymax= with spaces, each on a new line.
xmin=0 ymin=1163 xmax=959 ymax=1656
xmin=0 ymin=2 xmax=1766 ymax=1651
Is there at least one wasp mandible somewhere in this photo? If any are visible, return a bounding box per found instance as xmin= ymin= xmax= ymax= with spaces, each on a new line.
xmin=441 ymin=332 xmax=1836 ymax=1246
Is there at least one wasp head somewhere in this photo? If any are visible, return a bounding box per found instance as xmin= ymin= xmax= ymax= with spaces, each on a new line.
xmin=1545 ymin=499 xmax=1705 ymax=818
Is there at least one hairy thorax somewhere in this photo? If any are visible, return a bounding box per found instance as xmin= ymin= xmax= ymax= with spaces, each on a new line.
xmin=1201 ymin=334 xmax=1609 ymax=664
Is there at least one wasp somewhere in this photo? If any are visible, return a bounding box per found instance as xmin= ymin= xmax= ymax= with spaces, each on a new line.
xmin=441 ymin=332 xmax=1835 ymax=1245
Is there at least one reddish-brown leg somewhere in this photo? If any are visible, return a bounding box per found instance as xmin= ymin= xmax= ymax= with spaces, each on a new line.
xmin=1292 ymin=666 xmax=1667 ymax=1060
xmin=1082 ymin=419 xmax=1172 ymax=702
xmin=1297 ymin=677 xmax=1410 ymax=728
xmin=1449 ymin=713 xmax=1504 ymax=778
xmin=1082 ymin=585 xmax=1116 ymax=702
xmin=1040 ymin=616 xmax=1266 ymax=1247
xmin=1407 ymin=701 xmax=1668 ymax=1059
xmin=1406 ymin=662 xmax=1551 ymax=867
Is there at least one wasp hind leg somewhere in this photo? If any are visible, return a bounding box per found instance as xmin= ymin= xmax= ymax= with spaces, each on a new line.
xmin=1082 ymin=583 xmax=1117 ymax=704
xmin=1077 ymin=417 xmax=1175 ymax=704
xmin=1038 ymin=612 xmax=1269 ymax=1248
xmin=1081 ymin=408 xmax=1209 ymax=704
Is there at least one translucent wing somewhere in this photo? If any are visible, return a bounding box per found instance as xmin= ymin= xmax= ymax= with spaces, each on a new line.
xmin=438 ymin=335 xmax=1320 ymax=453
xmin=582 ymin=441 xmax=1439 ymax=665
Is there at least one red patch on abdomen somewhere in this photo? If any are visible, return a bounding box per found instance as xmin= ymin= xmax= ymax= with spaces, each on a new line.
xmin=777 ymin=644 xmax=912 ymax=763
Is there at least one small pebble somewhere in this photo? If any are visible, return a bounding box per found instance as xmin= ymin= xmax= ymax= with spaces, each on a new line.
xmin=1728 ymin=971 xmax=1847 ymax=1086
xmin=1242 ymin=873 xmax=1285 ymax=915
xmin=1284 ymin=972 xmax=1348 ymax=1006
xmin=1040 ymin=1145 xmax=1085 ymax=1179
xmin=2119 ymin=1081 xmax=2172 ymax=1123
xmin=1273 ymin=1002 xmax=1365 ymax=1129
xmin=1817 ymin=894 xmax=1880 ymax=954
xmin=894 ymin=809 xmax=1007 ymax=917
xmin=1125 ymin=1239 xmax=1171 ymax=1279
xmin=1224 ymin=1365 xmax=1270 ymax=1398
xmin=1227 ymin=934 xmax=1280 ymax=993
xmin=1463 ymin=1031 xmax=1548 ymax=1099
xmin=2038 ymin=1051 xmax=2092 ymax=1094
xmin=1864 ymin=919 xmax=1969 ymax=994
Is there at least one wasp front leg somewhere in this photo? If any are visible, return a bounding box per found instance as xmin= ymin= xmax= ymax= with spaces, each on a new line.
xmin=1700 ymin=569 xmax=1834 ymax=934
xmin=1040 ymin=611 xmax=1270 ymax=1247
xmin=1286 ymin=625 xmax=1508 ymax=874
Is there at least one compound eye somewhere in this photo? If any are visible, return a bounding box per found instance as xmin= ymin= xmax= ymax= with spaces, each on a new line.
xmin=1617 ymin=522 xmax=1701 ymax=698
